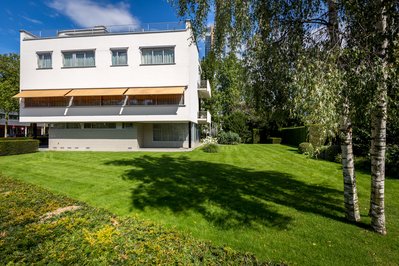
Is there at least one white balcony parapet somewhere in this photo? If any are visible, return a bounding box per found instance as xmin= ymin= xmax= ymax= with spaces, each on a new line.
xmin=23 ymin=21 xmax=187 ymax=39
xmin=198 ymin=80 xmax=211 ymax=99
xmin=198 ymin=110 xmax=211 ymax=124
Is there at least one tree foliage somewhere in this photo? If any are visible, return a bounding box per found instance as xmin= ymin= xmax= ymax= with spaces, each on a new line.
xmin=0 ymin=53 xmax=20 ymax=137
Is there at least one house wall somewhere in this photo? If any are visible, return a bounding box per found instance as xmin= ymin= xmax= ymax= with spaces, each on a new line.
xmin=141 ymin=123 xmax=189 ymax=148
xmin=19 ymin=28 xmax=200 ymax=124
xmin=49 ymin=127 xmax=138 ymax=151
xmin=48 ymin=122 xmax=192 ymax=150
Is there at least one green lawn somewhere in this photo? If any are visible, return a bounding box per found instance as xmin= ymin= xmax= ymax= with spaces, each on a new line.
xmin=0 ymin=144 xmax=398 ymax=265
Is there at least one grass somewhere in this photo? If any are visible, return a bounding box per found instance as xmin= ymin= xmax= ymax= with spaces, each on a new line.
xmin=0 ymin=176 xmax=266 ymax=265
xmin=0 ymin=144 xmax=398 ymax=265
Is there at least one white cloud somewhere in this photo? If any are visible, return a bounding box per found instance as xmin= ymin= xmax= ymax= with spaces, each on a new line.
xmin=22 ymin=16 xmax=43 ymax=24
xmin=48 ymin=0 xmax=140 ymax=28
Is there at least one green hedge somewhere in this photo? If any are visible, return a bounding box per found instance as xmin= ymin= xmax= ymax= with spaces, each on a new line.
xmin=266 ymin=137 xmax=282 ymax=144
xmin=0 ymin=139 xmax=39 ymax=156
xmin=279 ymin=126 xmax=307 ymax=146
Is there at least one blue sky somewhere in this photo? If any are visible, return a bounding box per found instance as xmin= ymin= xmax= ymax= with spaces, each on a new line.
xmin=0 ymin=0 xmax=206 ymax=56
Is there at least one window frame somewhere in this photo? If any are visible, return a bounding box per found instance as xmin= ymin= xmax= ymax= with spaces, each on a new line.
xmin=140 ymin=46 xmax=176 ymax=65
xmin=110 ymin=48 xmax=128 ymax=66
xmin=36 ymin=51 xmax=53 ymax=69
xmin=61 ymin=49 xmax=96 ymax=68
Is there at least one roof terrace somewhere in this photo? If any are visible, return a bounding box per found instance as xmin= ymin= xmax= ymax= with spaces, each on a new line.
xmin=21 ymin=21 xmax=189 ymax=39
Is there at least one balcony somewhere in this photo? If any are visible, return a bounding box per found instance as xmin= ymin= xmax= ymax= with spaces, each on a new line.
xmin=198 ymin=80 xmax=211 ymax=99
xmin=198 ymin=110 xmax=211 ymax=124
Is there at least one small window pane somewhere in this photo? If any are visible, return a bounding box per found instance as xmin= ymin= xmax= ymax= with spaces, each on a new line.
xmin=63 ymin=53 xmax=73 ymax=67
xmin=141 ymin=49 xmax=152 ymax=64
xmin=112 ymin=50 xmax=127 ymax=65
xmin=85 ymin=51 xmax=95 ymax=66
xmin=38 ymin=53 xmax=52 ymax=69
xmin=164 ymin=48 xmax=174 ymax=64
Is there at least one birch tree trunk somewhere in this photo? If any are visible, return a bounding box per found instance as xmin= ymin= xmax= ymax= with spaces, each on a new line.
xmin=369 ymin=2 xmax=388 ymax=235
xmin=340 ymin=98 xmax=361 ymax=221
xmin=327 ymin=0 xmax=361 ymax=222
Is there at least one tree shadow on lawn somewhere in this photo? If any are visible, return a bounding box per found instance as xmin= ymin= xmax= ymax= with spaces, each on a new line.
xmin=105 ymin=155 xmax=345 ymax=230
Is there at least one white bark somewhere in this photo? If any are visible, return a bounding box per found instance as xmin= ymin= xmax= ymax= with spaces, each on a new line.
xmin=370 ymin=2 xmax=388 ymax=235
xmin=341 ymin=99 xmax=360 ymax=222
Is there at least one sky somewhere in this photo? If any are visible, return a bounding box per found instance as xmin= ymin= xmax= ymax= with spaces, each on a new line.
xmin=0 ymin=0 xmax=206 ymax=57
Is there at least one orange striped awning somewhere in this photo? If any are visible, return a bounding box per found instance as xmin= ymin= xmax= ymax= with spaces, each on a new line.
xmin=125 ymin=87 xmax=185 ymax=96
xmin=66 ymin=88 xmax=127 ymax=97
xmin=13 ymin=89 xmax=71 ymax=98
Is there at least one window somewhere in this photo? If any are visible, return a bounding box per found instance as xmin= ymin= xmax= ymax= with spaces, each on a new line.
xmin=72 ymin=96 xmax=124 ymax=106
xmin=153 ymin=124 xmax=186 ymax=141
xmin=122 ymin=123 xmax=133 ymax=128
xmin=83 ymin=123 xmax=116 ymax=129
xmin=73 ymin=96 xmax=101 ymax=106
xmin=111 ymin=49 xmax=128 ymax=66
xmin=24 ymin=97 xmax=69 ymax=107
xmin=62 ymin=50 xmax=95 ymax=67
xmin=127 ymin=94 xmax=183 ymax=105
xmin=37 ymin=52 xmax=52 ymax=69
xmin=51 ymin=123 xmax=80 ymax=129
xmin=141 ymin=47 xmax=175 ymax=65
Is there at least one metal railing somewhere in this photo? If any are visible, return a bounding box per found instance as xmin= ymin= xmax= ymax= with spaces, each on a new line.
xmin=28 ymin=22 xmax=187 ymax=38
xmin=198 ymin=111 xmax=208 ymax=119
xmin=200 ymin=80 xmax=207 ymax=88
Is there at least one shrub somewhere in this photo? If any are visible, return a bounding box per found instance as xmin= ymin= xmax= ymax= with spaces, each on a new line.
xmin=202 ymin=143 xmax=219 ymax=153
xmin=0 ymin=139 xmax=39 ymax=156
xmin=201 ymin=136 xmax=218 ymax=145
xmin=217 ymin=131 xmax=241 ymax=145
xmin=266 ymin=137 xmax=282 ymax=144
xmin=386 ymin=145 xmax=399 ymax=178
xmin=318 ymin=145 xmax=341 ymax=162
xmin=298 ymin=142 xmax=314 ymax=155
xmin=222 ymin=111 xmax=251 ymax=143
xmin=279 ymin=126 xmax=307 ymax=146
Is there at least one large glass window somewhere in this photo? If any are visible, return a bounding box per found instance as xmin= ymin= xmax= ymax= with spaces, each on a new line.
xmin=24 ymin=97 xmax=69 ymax=107
xmin=37 ymin=52 xmax=52 ymax=69
xmin=153 ymin=123 xmax=186 ymax=141
xmin=83 ymin=123 xmax=116 ymax=129
xmin=111 ymin=49 xmax=128 ymax=66
xmin=127 ymin=94 xmax=183 ymax=105
xmin=72 ymin=96 xmax=124 ymax=106
xmin=73 ymin=96 xmax=101 ymax=106
xmin=141 ymin=47 xmax=175 ymax=65
xmin=62 ymin=50 xmax=95 ymax=67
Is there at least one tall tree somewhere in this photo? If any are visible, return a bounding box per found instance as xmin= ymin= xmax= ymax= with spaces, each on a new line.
xmin=328 ymin=0 xmax=361 ymax=222
xmin=0 ymin=54 xmax=20 ymax=138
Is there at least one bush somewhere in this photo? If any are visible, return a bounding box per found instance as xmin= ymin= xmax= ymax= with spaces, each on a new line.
xmin=318 ymin=145 xmax=341 ymax=162
xmin=386 ymin=145 xmax=399 ymax=178
xmin=279 ymin=126 xmax=307 ymax=146
xmin=217 ymin=131 xmax=241 ymax=145
xmin=202 ymin=143 xmax=219 ymax=153
xmin=298 ymin=142 xmax=314 ymax=155
xmin=201 ymin=136 xmax=218 ymax=145
xmin=0 ymin=139 xmax=39 ymax=156
xmin=266 ymin=137 xmax=282 ymax=144
xmin=222 ymin=111 xmax=251 ymax=143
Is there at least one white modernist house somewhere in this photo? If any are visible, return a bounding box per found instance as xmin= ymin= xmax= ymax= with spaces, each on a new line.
xmin=16 ymin=21 xmax=211 ymax=151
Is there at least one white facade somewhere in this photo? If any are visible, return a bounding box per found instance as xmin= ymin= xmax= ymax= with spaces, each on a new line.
xmin=18 ymin=22 xmax=211 ymax=151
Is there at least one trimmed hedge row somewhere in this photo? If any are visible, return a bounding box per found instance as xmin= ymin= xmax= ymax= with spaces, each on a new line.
xmin=266 ymin=137 xmax=282 ymax=144
xmin=279 ymin=126 xmax=307 ymax=146
xmin=0 ymin=139 xmax=39 ymax=156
